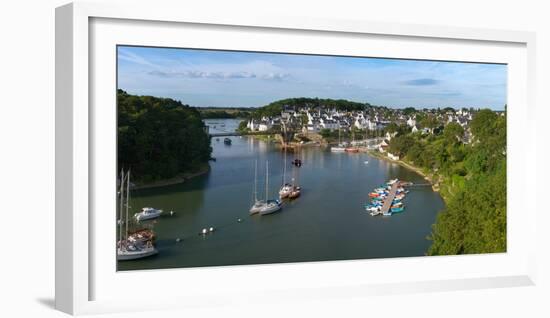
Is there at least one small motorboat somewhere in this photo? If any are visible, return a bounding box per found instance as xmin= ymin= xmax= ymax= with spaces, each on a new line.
xmin=223 ymin=137 xmax=232 ymax=145
xmin=387 ymin=178 xmax=399 ymax=185
xmin=292 ymin=159 xmax=303 ymax=167
xmin=391 ymin=206 xmax=405 ymax=213
xmin=134 ymin=207 xmax=163 ymax=221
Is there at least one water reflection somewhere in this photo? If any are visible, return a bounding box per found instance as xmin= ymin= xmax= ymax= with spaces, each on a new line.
xmin=118 ymin=119 xmax=445 ymax=271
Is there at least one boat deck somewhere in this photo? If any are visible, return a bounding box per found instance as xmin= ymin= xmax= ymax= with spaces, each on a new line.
xmin=380 ymin=182 xmax=399 ymax=216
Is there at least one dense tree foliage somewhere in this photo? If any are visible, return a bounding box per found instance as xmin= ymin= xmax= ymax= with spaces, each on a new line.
xmin=117 ymin=90 xmax=212 ymax=183
xmin=388 ymin=109 xmax=507 ymax=255
xmin=198 ymin=108 xmax=252 ymax=119
xmin=250 ymin=97 xmax=371 ymax=118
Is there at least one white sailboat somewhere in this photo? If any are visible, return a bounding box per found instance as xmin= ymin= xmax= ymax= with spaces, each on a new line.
xmin=117 ymin=169 xmax=158 ymax=261
xmin=331 ymin=127 xmax=346 ymax=152
xmin=279 ymin=148 xmax=292 ymax=198
xmin=249 ymin=160 xmax=265 ymax=214
xmin=259 ymin=161 xmax=282 ymax=215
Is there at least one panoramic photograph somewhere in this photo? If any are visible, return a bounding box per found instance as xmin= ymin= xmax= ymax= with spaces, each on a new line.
xmin=116 ymin=46 xmax=507 ymax=270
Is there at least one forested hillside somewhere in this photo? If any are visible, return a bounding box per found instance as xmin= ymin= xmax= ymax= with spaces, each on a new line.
xmin=388 ymin=109 xmax=507 ymax=254
xmin=117 ymin=90 xmax=212 ymax=183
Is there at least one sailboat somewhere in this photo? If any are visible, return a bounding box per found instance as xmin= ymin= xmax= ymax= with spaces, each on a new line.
xmin=279 ymin=148 xmax=292 ymax=198
xmin=259 ymin=161 xmax=282 ymax=215
xmin=117 ymin=169 xmax=158 ymax=261
xmin=345 ymin=128 xmax=359 ymax=152
xmin=249 ymin=160 xmax=265 ymax=215
xmin=287 ymin=171 xmax=301 ymax=199
xmin=331 ymin=127 xmax=346 ymax=152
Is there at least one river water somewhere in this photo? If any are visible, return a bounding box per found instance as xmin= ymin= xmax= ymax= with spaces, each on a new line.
xmin=118 ymin=119 xmax=445 ymax=271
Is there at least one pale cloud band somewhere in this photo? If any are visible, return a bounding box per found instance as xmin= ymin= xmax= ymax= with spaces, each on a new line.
xmin=117 ymin=46 xmax=506 ymax=110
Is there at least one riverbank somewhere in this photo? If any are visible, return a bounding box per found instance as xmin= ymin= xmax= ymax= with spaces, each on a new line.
xmin=132 ymin=163 xmax=210 ymax=190
xmin=366 ymin=150 xmax=441 ymax=192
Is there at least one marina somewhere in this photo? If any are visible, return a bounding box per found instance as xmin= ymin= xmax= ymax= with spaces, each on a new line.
xmin=118 ymin=119 xmax=445 ymax=270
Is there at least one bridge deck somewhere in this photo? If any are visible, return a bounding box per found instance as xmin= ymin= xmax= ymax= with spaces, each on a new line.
xmin=209 ymin=131 xmax=275 ymax=137
xmin=380 ymin=182 xmax=399 ymax=216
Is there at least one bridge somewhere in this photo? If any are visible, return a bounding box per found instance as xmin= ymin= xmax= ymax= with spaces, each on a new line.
xmin=209 ymin=131 xmax=276 ymax=137
xmin=207 ymin=120 xmax=298 ymax=145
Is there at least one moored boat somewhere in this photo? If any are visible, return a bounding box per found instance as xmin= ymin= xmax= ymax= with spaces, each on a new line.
xmin=117 ymin=169 xmax=158 ymax=261
xmin=134 ymin=207 xmax=163 ymax=221
xmin=391 ymin=206 xmax=405 ymax=213
xmin=257 ymin=161 xmax=282 ymax=215
xmin=249 ymin=160 xmax=265 ymax=215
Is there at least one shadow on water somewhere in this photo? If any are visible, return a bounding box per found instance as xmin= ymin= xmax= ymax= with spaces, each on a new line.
xmin=131 ymin=171 xmax=211 ymax=197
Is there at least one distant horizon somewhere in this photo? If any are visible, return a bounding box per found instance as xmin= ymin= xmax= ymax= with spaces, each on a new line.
xmin=118 ymin=46 xmax=507 ymax=111
xmin=118 ymin=90 xmax=505 ymax=112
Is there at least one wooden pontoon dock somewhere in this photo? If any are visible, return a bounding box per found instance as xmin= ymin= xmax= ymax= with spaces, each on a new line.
xmin=380 ymin=182 xmax=399 ymax=216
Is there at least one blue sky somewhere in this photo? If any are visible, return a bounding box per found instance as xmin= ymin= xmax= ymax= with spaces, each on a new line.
xmin=117 ymin=46 xmax=507 ymax=110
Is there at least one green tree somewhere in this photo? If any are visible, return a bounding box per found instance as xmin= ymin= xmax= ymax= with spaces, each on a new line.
xmin=117 ymin=90 xmax=212 ymax=183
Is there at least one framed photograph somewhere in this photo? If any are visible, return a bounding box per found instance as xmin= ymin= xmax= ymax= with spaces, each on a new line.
xmin=56 ymin=2 xmax=537 ymax=315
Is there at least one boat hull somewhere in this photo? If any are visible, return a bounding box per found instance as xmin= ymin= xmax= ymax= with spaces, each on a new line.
xmin=249 ymin=201 xmax=265 ymax=214
xmin=135 ymin=211 xmax=162 ymax=221
xmin=259 ymin=201 xmax=282 ymax=215
xmin=117 ymin=247 xmax=158 ymax=261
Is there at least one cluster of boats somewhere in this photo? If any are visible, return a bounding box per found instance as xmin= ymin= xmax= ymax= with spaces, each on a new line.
xmin=249 ymin=153 xmax=302 ymax=216
xmin=330 ymin=142 xmax=360 ymax=153
xmin=364 ymin=179 xmax=409 ymax=216
xmin=117 ymin=169 xmax=162 ymax=261
xmin=330 ymin=128 xmax=360 ymax=153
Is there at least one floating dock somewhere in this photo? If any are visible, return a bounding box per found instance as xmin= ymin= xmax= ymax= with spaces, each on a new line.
xmin=380 ymin=182 xmax=399 ymax=216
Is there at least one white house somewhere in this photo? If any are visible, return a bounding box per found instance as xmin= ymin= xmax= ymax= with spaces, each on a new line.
xmin=320 ymin=118 xmax=339 ymax=130
xmin=388 ymin=152 xmax=400 ymax=161
xmin=385 ymin=131 xmax=398 ymax=141
xmin=378 ymin=140 xmax=389 ymax=153
xmin=247 ymin=119 xmax=259 ymax=131
xmin=406 ymin=117 xmax=416 ymax=127
xmin=258 ymin=121 xmax=272 ymax=132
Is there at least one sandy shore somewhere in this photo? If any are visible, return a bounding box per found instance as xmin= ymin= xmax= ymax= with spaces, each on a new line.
xmin=366 ymin=150 xmax=440 ymax=191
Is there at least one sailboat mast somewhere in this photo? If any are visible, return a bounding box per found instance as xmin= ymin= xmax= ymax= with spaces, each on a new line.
xmin=119 ymin=169 xmax=124 ymax=247
xmin=125 ymin=169 xmax=130 ymax=241
xmin=265 ymin=161 xmax=269 ymax=201
xmin=282 ymin=147 xmax=287 ymax=185
xmin=254 ymin=160 xmax=258 ymax=202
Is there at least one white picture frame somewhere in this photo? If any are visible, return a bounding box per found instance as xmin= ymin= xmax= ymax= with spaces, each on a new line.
xmin=55 ymin=1 xmax=537 ymax=315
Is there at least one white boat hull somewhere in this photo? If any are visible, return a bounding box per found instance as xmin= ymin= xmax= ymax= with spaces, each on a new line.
xmin=259 ymin=201 xmax=282 ymax=215
xmin=135 ymin=210 xmax=162 ymax=221
xmin=249 ymin=201 xmax=265 ymax=214
xmin=117 ymin=246 xmax=158 ymax=261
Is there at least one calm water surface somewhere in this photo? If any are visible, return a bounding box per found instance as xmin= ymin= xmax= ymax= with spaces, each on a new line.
xmin=118 ymin=119 xmax=445 ymax=270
